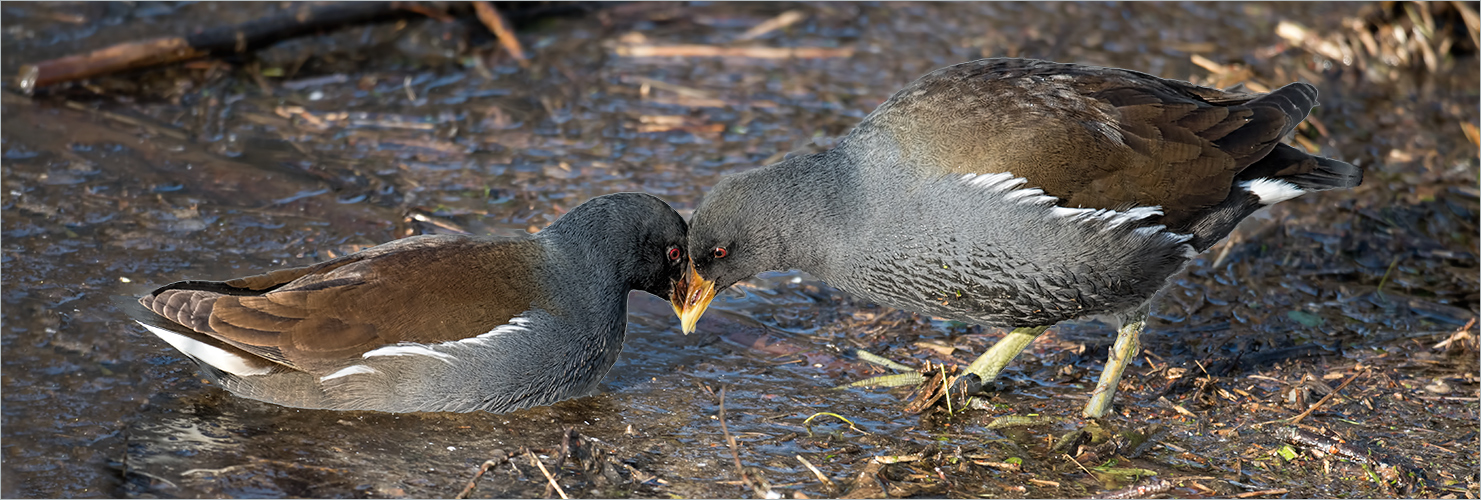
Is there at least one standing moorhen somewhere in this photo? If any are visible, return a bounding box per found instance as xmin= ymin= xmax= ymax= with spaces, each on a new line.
xmin=674 ymin=58 xmax=1362 ymax=418
xmin=130 ymin=192 xmax=691 ymax=413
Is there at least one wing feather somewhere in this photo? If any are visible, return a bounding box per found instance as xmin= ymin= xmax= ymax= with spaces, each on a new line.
xmin=137 ymin=234 xmax=545 ymax=374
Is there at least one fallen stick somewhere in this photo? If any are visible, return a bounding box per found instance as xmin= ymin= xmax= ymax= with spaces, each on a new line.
xmin=1233 ymin=488 xmax=1290 ymax=498
xmin=795 ymin=455 xmax=836 ymax=493
xmin=527 ymin=449 xmax=568 ymax=500
xmin=735 ymin=10 xmax=806 ymax=42
xmin=718 ymin=387 xmax=768 ymax=497
xmin=1273 ymin=426 xmax=1430 ymax=494
xmin=616 ymin=44 xmax=854 ymax=59
xmin=1090 ymin=478 xmax=1172 ymax=499
xmin=454 ymin=450 xmax=510 ymax=499
xmin=17 ymin=2 xmax=410 ymax=91
xmin=473 ymin=1 xmax=528 ymax=66
xmin=1287 ymin=369 xmax=1364 ymax=425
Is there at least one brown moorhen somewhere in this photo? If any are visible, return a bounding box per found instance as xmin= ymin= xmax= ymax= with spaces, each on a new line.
xmin=130 ymin=192 xmax=690 ymax=413
xmin=674 ymin=58 xmax=1363 ymax=418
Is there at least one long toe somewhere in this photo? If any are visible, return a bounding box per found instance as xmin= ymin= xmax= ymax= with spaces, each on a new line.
xmin=963 ymin=326 xmax=1051 ymax=387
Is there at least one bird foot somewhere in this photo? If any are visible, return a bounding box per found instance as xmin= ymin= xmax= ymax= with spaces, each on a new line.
xmin=949 ymin=373 xmax=986 ymax=396
xmin=947 ymin=370 xmax=1024 ymax=397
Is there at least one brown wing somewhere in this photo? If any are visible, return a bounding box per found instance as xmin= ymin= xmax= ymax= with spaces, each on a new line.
xmin=139 ymin=234 xmax=546 ymax=373
xmin=855 ymin=58 xmax=1312 ymax=227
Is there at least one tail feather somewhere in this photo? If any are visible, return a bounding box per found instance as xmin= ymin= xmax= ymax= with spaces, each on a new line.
xmin=1252 ymin=83 xmax=1317 ymax=133
xmin=1177 ymin=83 xmax=1362 ymax=251
xmin=1240 ymin=143 xmax=1364 ymax=191
xmin=1280 ymin=155 xmax=1363 ymax=191
xmin=1211 ymin=83 xmax=1319 ymax=163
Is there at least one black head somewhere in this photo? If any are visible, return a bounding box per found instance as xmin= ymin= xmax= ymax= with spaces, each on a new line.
xmin=544 ymin=192 xmax=689 ymax=300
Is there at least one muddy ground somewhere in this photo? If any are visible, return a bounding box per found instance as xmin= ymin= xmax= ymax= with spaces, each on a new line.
xmin=2 ymin=2 xmax=1478 ymax=498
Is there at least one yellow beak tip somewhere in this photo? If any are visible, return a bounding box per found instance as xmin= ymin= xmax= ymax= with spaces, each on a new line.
xmin=672 ymin=263 xmax=717 ymax=335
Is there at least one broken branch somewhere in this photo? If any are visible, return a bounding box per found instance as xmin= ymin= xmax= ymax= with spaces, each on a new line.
xmin=18 ymin=2 xmax=410 ymax=91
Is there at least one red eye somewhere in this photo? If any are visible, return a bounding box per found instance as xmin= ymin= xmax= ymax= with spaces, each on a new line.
xmin=667 ymin=247 xmax=681 ymax=261
xmin=713 ymin=247 xmax=728 ymax=259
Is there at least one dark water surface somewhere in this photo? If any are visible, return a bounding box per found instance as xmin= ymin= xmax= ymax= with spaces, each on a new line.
xmin=3 ymin=2 xmax=1477 ymax=498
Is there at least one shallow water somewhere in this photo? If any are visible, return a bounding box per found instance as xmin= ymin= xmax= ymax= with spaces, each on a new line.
xmin=2 ymin=2 xmax=1477 ymax=498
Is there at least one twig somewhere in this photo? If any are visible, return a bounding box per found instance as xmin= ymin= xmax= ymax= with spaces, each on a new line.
xmin=1191 ymin=53 xmax=1231 ymax=73
xmin=1375 ymin=255 xmax=1402 ymax=298
xmin=872 ymin=454 xmax=923 ymax=464
xmin=1234 ymin=488 xmax=1290 ymax=498
xmin=1090 ymin=478 xmax=1172 ymax=499
xmin=1415 ymin=395 xmax=1479 ymax=402
xmin=543 ymin=430 xmax=576 ymax=499
xmin=1275 ymin=427 xmax=1430 ymax=493
xmin=1432 ymin=317 xmax=1476 ymax=350
xmin=625 ymin=76 xmax=715 ymax=99
xmin=1288 ymin=369 xmax=1365 ymax=425
xmin=455 ymin=452 xmax=510 ymax=499
xmin=735 ymin=10 xmax=806 ymax=41
xmin=616 ymin=44 xmax=854 ymax=59
xmin=1193 ymin=359 xmax=1211 ymax=377
xmin=1423 ymin=442 xmax=1458 ymax=454
xmin=473 ymin=1 xmax=528 ymax=67
xmin=719 ymin=387 xmax=768 ymax=497
xmin=1157 ymin=396 xmax=1198 ymax=419
xmin=1455 ymin=1 xmax=1481 ymax=48
xmin=1063 ymin=453 xmax=1093 ymax=476
xmin=16 ymin=2 xmax=407 ymax=91
xmin=527 ymin=449 xmax=568 ymax=500
xmin=795 ymin=455 xmax=837 ymax=492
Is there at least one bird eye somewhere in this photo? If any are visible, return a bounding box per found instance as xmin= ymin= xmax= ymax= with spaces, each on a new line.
xmin=713 ymin=247 xmax=728 ymax=259
xmin=667 ymin=247 xmax=682 ymax=261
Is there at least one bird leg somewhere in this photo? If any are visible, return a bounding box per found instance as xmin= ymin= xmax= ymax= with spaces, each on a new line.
xmin=1082 ymin=305 xmax=1149 ymax=419
xmin=954 ymin=325 xmax=1052 ymax=394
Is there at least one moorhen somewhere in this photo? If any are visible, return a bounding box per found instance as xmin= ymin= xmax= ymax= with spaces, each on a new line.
xmin=674 ymin=58 xmax=1362 ymax=418
xmin=130 ymin=192 xmax=691 ymax=413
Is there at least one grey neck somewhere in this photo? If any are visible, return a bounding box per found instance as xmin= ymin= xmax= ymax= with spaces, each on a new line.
xmin=739 ymin=152 xmax=862 ymax=278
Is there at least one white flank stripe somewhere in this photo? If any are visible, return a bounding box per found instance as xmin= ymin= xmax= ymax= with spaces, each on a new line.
xmin=1050 ymin=206 xmax=1098 ymax=218
xmin=1056 ymin=206 xmax=1164 ymax=228
xmin=1241 ymin=178 xmax=1305 ymax=205
xmin=1111 ymin=206 xmax=1164 ymax=225
xmin=1001 ymin=187 xmax=1047 ymax=202
xmin=139 ymin=322 xmax=273 ymax=377
xmin=458 ymin=316 xmax=534 ymax=347
xmin=960 ymin=172 xmax=1168 ymax=234
xmin=363 ymin=344 xmax=458 ymax=365
xmin=1131 ymin=225 xmax=1193 ymax=244
xmin=320 ymin=365 xmax=377 ymax=382
xmin=960 ymin=172 xmax=1021 ymax=191
xmin=959 ymin=173 xmax=1060 ymax=206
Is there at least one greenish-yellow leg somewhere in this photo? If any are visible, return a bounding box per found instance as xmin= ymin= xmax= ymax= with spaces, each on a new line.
xmin=1082 ymin=308 xmax=1147 ymax=419
xmin=964 ymin=325 xmax=1052 ymax=385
